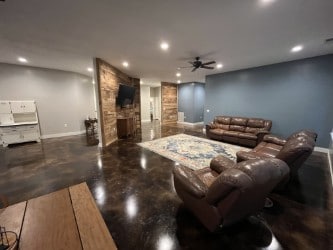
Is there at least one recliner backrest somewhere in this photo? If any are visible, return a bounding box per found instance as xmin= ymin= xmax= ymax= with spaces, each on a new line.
xmin=276 ymin=136 xmax=315 ymax=175
xmin=206 ymin=158 xmax=289 ymax=226
xmin=287 ymin=129 xmax=318 ymax=141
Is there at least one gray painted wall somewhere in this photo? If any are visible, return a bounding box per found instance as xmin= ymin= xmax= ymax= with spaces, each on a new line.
xmin=178 ymin=82 xmax=205 ymax=123
xmin=0 ymin=63 xmax=95 ymax=137
xmin=205 ymin=54 xmax=333 ymax=147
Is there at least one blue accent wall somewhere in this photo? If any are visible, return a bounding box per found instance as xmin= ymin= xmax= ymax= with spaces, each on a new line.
xmin=205 ymin=54 xmax=333 ymax=147
xmin=178 ymin=82 xmax=205 ymax=123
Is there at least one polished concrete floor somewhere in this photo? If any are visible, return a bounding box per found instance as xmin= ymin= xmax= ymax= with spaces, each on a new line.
xmin=0 ymin=121 xmax=332 ymax=250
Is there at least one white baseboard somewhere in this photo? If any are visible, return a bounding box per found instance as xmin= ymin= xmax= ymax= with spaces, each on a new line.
xmin=314 ymin=146 xmax=329 ymax=153
xmin=177 ymin=121 xmax=204 ymax=126
xmin=41 ymin=130 xmax=86 ymax=139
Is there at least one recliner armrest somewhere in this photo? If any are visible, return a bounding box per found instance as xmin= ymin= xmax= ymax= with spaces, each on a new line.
xmin=263 ymin=134 xmax=286 ymax=146
xmin=210 ymin=155 xmax=235 ymax=173
xmin=173 ymin=166 xmax=208 ymax=198
xmin=206 ymin=168 xmax=252 ymax=205
xmin=236 ymin=151 xmax=266 ymax=162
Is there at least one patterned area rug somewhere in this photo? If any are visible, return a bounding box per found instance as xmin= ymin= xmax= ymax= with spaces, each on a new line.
xmin=138 ymin=134 xmax=249 ymax=170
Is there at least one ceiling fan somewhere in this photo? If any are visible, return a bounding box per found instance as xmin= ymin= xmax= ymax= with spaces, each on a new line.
xmin=182 ymin=57 xmax=216 ymax=72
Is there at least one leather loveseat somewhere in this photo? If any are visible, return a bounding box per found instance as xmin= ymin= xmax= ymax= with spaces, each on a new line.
xmin=206 ymin=116 xmax=272 ymax=147
xmin=236 ymin=130 xmax=317 ymax=178
xmin=173 ymin=158 xmax=289 ymax=232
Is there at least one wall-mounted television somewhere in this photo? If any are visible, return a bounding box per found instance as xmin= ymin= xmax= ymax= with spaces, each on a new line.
xmin=116 ymin=84 xmax=136 ymax=108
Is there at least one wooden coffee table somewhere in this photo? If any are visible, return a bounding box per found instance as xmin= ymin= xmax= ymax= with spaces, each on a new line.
xmin=0 ymin=183 xmax=117 ymax=250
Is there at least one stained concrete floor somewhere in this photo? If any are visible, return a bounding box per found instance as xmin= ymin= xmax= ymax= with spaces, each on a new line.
xmin=0 ymin=121 xmax=332 ymax=250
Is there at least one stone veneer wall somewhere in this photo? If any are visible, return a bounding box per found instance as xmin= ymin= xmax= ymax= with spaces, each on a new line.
xmin=95 ymin=58 xmax=141 ymax=147
xmin=161 ymin=82 xmax=178 ymax=124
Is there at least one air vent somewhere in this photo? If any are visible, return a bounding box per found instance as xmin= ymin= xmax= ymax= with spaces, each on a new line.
xmin=325 ymin=38 xmax=333 ymax=44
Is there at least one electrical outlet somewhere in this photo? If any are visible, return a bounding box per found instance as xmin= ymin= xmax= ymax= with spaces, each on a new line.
xmin=64 ymin=123 xmax=67 ymax=127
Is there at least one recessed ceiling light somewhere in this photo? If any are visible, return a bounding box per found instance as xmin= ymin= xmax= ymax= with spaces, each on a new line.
xmin=123 ymin=61 xmax=129 ymax=67
xmin=140 ymin=80 xmax=144 ymax=84
xmin=92 ymin=80 xmax=95 ymax=85
xmin=291 ymin=45 xmax=303 ymax=53
xmin=177 ymin=80 xmax=181 ymax=84
xmin=216 ymin=63 xmax=223 ymax=69
xmin=176 ymin=72 xmax=181 ymax=77
xmin=160 ymin=42 xmax=169 ymax=50
xmin=18 ymin=57 xmax=27 ymax=63
xmin=87 ymin=67 xmax=93 ymax=72
xmin=260 ymin=0 xmax=275 ymax=4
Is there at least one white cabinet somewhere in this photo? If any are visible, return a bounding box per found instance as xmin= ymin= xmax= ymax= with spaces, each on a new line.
xmin=0 ymin=125 xmax=40 ymax=146
xmin=10 ymin=101 xmax=36 ymax=113
xmin=0 ymin=100 xmax=40 ymax=147
xmin=0 ymin=101 xmax=11 ymax=113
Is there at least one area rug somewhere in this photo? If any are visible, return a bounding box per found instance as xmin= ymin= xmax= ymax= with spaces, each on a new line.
xmin=138 ymin=134 xmax=249 ymax=170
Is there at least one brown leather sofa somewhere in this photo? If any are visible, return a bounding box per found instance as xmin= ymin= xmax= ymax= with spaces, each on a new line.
xmin=206 ymin=116 xmax=272 ymax=147
xmin=173 ymin=158 xmax=289 ymax=232
xmin=236 ymin=130 xmax=317 ymax=177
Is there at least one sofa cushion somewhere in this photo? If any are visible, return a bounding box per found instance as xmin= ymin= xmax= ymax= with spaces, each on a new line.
xmin=215 ymin=116 xmax=231 ymax=125
xmin=217 ymin=124 xmax=230 ymax=130
xmin=238 ymin=132 xmax=257 ymax=140
xmin=230 ymin=125 xmax=245 ymax=132
xmin=247 ymin=118 xmax=265 ymax=128
xmin=223 ymin=131 xmax=240 ymax=137
xmin=210 ymin=129 xmax=225 ymax=135
xmin=245 ymin=127 xmax=259 ymax=134
xmin=230 ymin=117 xmax=248 ymax=126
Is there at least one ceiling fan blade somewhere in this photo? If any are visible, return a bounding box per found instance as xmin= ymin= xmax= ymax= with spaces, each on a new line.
xmin=202 ymin=61 xmax=216 ymax=66
xmin=191 ymin=67 xmax=198 ymax=72
xmin=201 ymin=66 xmax=214 ymax=69
xmin=188 ymin=61 xmax=194 ymax=65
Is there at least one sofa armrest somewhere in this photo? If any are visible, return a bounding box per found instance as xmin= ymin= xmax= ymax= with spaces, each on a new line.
xmin=173 ymin=166 xmax=208 ymax=198
xmin=263 ymin=134 xmax=286 ymax=146
xmin=255 ymin=130 xmax=270 ymax=143
xmin=210 ymin=155 xmax=235 ymax=174
xmin=206 ymin=122 xmax=217 ymax=131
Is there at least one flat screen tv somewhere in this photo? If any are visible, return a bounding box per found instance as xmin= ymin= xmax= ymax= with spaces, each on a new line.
xmin=116 ymin=84 xmax=136 ymax=107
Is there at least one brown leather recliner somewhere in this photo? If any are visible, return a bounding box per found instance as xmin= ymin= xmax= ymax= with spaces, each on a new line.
xmin=173 ymin=158 xmax=289 ymax=232
xmin=236 ymin=130 xmax=317 ymax=177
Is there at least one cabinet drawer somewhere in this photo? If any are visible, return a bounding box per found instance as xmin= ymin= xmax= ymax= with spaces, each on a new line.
xmin=0 ymin=125 xmax=38 ymax=133
xmin=20 ymin=125 xmax=39 ymax=132
xmin=0 ymin=126 xmax=20 ymax=133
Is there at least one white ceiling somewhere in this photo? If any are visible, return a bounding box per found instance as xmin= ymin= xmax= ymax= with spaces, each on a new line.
xmin=0 ymin=0 xmax=332 ymax=86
